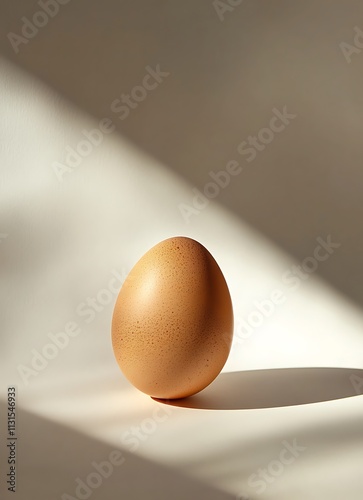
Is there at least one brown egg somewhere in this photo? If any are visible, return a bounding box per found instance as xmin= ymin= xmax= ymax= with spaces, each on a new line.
xmin=111 ymin=236 xmax=233 ymax=399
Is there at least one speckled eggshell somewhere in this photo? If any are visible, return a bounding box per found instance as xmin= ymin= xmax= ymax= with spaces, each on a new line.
xmin=111 ymin=236 xmax=233 ymax=399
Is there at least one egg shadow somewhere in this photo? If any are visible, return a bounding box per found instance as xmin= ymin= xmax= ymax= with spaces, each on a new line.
xmin=153 ymin=367 xmax=363 ymax=410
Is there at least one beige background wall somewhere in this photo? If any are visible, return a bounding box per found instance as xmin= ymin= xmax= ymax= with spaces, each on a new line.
xmin=1 ymin=0 xmax=362 ymax=307
xmin=1 ymin=4 xmax=363 ymax=500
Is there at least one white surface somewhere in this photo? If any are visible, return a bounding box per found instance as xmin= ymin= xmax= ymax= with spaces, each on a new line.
xmin=1 ymin=59 xmax=363 ymax=500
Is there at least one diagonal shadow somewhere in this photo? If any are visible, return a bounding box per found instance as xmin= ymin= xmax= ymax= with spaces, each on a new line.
xmin=154 ymin=367 xmax=363 ymax=410
xmin=0 ymin=401 xmax=234 ymax=500
xmin=0 ymin=1 xmax=363 ymax=311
